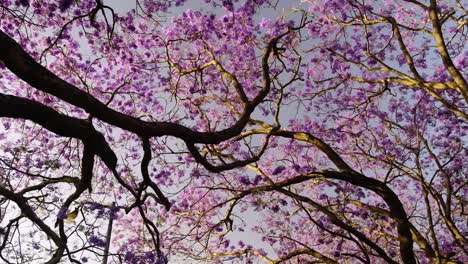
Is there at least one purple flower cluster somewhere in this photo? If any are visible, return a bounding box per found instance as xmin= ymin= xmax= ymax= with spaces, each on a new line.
xmin=58 ymin=0 xmax=73 ymax=12
xmin=89 ymin=235 xmax=106 ymax=248
xmin=124 ymin=251 xmax=167 ymax=264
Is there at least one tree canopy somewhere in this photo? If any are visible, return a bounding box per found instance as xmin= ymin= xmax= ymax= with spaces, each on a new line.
xmin=0 ymin=0 xmax=466 ymax=263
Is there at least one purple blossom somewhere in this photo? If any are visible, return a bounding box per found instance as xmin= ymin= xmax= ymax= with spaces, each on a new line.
xmin=271 ymin=205 xmax=280 ymax=212
xmin=272 ymin=165 xmax=286 ymax=175
xmin=239 ymin=176 xmax=251 ymax=185
xmin=222 ymin=0 xmax=234 ymax=11
xmin=18 ymin=0 xmax=29 ymax=7
xmin=0 ymin=0 xmax=466 ymax=263
xmin=89 ymin=235 xmax=106 ymax=248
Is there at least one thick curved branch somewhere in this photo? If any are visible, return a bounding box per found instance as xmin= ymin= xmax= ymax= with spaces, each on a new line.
xmin=320 ymin=170 xmax=415 ymax=264
xmin=232 ymin=124 xmax=417 ymax=262
xmin=220 ymin=173 xmax=396 ymax=263
xmin=0 ymin=93 xmax=117 ymax=170
xmin=349 ymin=200 xmax=438 ymax=260
xmin=54 ymin=145 xmax=95 ymax=263
xmin=0 ymin=29 xmax=285 ymax=144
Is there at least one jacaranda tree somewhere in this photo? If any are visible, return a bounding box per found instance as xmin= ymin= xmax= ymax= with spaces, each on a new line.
xmin=0 ymin=0 xmax=466 ymax=263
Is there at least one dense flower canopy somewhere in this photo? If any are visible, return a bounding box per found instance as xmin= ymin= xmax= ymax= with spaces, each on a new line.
xmin=0 ymin=0 xmax=466 ymax=263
